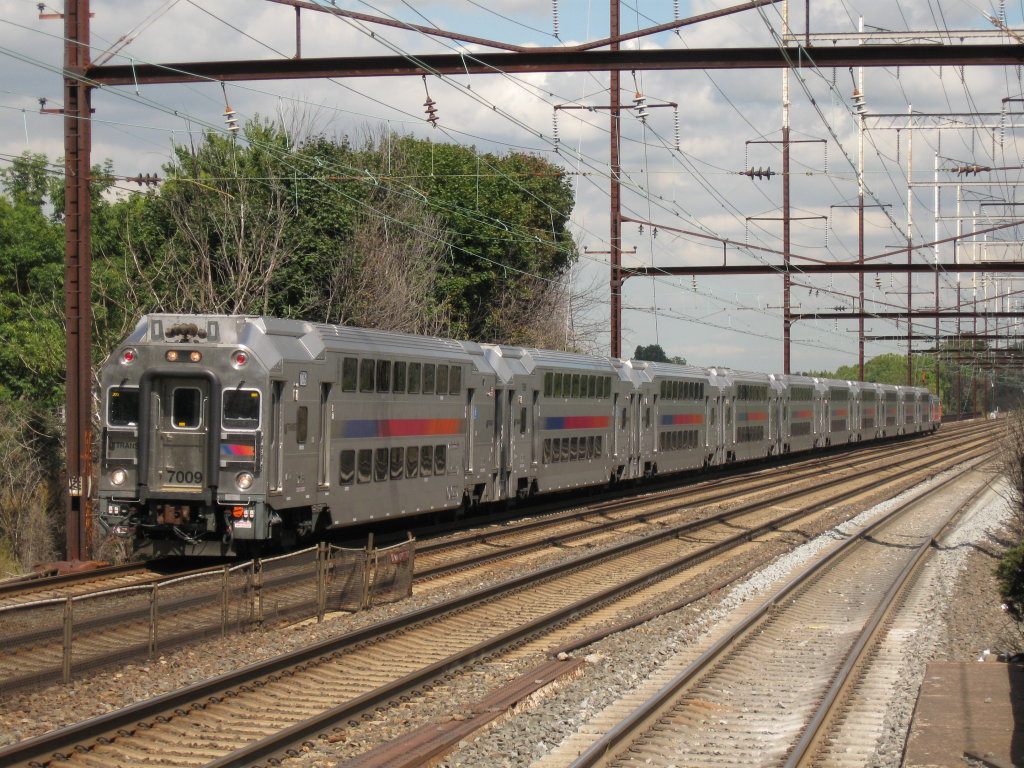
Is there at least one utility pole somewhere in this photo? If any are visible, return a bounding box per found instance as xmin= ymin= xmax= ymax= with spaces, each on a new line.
xmin=781 ymin=0 xmax=792 ymax=373
xmin=609 ymin=0 xmax=623 ymax=358
xmin=63 ymin=0 xmax=93 ymax=561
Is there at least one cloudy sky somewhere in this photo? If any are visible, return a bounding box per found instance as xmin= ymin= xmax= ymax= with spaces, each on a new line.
xmin=2 ymin=0 xmax=1022 ymax=374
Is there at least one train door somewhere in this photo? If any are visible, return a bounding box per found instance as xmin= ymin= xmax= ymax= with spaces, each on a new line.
xmin=612 ymin=392 xmax=620 ymax=459
xmin=510 ymin=389 xmax=530 ymax=492
xmin=466 ymin=388 xmax=475 ymax=472
xmin=724 ymin=395 xmax=734 ymax=460
xmin=318 ymin=383 xmax=332 ymax=488
xmin=622 ymin=393 xmax=638 ymax=479
xmin=492 ymin=388 xmax=512 ymax=500
xmin=269 ymin=381 xmax=284 ymax=493
xmin=531 ymin=390 xmax=539 ymax=466
xmin=150 ymin=377 xmax=209 ymax=493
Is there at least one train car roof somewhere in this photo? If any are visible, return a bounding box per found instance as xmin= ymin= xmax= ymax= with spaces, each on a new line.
xmin=131 ymin=314 xmax=499 ymax=373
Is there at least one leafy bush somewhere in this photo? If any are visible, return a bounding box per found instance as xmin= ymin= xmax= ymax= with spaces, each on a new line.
xmin=996 ymin=543 xmax=1024 ymax=620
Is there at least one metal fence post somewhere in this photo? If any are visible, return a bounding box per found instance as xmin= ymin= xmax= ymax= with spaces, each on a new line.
xmin=221 ymin=564 xmax=229 ymax=637
xmin=62 ymin=596 xmax=73 ymax=684
xmin=148 ymin=583 xmax=158 ymax=656
xmin=362 ymin=533 xmax=374 ymax=610
xmin=316 ymin=541 xmax=327 ymax=622
xmin=254 ymin=557 xmax=263 ymax=628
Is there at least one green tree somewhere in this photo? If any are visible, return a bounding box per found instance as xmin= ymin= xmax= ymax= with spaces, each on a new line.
xmin=633 ymin=344 xmax=686 ymax=365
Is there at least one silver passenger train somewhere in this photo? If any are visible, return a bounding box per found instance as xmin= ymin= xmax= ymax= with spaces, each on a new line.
xmin=98 ymin=315 xmax=942 ymax=556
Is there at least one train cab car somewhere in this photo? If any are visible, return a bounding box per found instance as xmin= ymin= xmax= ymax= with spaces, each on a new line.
xmin=100 ymin=315 xmax=267 ymax=556
xmin=99 ymin=314 xmax=495 ymax=556
xmin=637 ymin=362 xmax=714 ymax=476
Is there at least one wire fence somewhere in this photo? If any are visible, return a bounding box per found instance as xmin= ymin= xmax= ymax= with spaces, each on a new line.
xmin=0 ymin=537 xmax=415 ymax=690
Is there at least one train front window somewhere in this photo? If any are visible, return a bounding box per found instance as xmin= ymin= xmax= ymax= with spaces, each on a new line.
xmin=223 ymin=389 xmax=261 ymax=430
xmin=108 ymin=388 xmax=139 ymax=426
xmin=172 ymin=388 xmax=202 ymax=429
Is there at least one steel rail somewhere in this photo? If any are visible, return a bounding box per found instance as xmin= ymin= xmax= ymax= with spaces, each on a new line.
xmin=0 ymin=424 xmax=988 ymax=696
xmin=414 ymin=423 xmax=984 ymax=578
xmin=195 ymin=438 xmax=997 ymax=768
xmin=563 ymin=451 xmax=996 ymax=768
xmin=0 ymin=435 xmax=991 ymax=768
xmin=0 ymin=562 xmax=148 ymax=599
xmin=782 ymin=471 xmax=998 ymax=768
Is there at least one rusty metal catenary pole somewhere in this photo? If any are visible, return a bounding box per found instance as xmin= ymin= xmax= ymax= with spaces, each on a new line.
xmin=609 ymin=0 xmax=622 ymax=358
xmin=64 ymin=0 xmax=93 ymax=561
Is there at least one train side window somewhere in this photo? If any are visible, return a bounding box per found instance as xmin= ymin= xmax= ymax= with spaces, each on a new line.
xmin=560 ymin=438 xmax=570 ymax=462
xmin=374 ymin=448 xmax=388 ymax=481
xmin=571 ymin=375 xmax=580 ymax=398
xmin=570 ymin=437 xmax=578 ymax=460
xmin=553 ymin=373 xmax=562 ymax=397
xmin=420 ymin=445 xmax=433 ymax=475
xmin=357 ymin=449 xmax=372 ymax=483
xmin=644 ymin=408 xmax=650 ymax=428
xmin=408 ymin=363 xmax=421 ymax=394
xmin=109 ymin=387 xmax=139 ymax=426
xmin=390 ymin=447 xmax=404 ymax=480
xmin=595 ymin=435 xmax=603 ymax=457
xmin=449 ymin=367 xmax=462 ymax=395
xmin=520 ymin=407 xmax=527 ymax=435
xmin=544 ymin=372 xmax=553 ymax=397
xmin=589 ymin=376 xmax=597 ymax=398
xmin=620 ymin=408 xmax=628 ymax=429
xmin=660 ymin=381 xmax=666 ymax=399
xmin=296 ymin=406 xmax=308 ymax=444
xmin=436 ymin=365 xmax=449 ymax=396
xmin=359 ymin=359 xmax=375 ymax=393
xmin=339 ymin=450 xmax=355 ymax=485
xmin=393 ymin=362 xmax=407 ymax=393
xmin=603 ymin=378 xmax=611 ymax=397
xmin=434 ymin=445 xmax=446 ymax=474
xmin=376 ymin=360 xmax=391 ymax=393
xmin=342 ymin=358 xmax=358 ymax=392
xmin=423 ymin=364 xmax=436 ymax=395
xmin=223 ymin=389 xmax=260 ymax=430
xmin=543 ymin=439 xmax=552 ymax=463
xmin=172 ymin=388 xmax=202 ymax=429
xmin=587 ymin=436 xmax=595 ymax=458
xmin=405 ymin=446 xmax=419 ymax=478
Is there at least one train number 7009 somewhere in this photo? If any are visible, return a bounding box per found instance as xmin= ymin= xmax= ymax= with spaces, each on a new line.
xmin=168 ymin=470 xmax=203 ymax=484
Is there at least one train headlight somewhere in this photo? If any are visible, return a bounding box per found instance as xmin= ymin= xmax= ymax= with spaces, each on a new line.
xmin=235 ymin=471 xmax=254 ymax=491
xmin=166 ymin=350 xmax=179 ymax=362
xmin=189 ymin=351 xmax=202 ymax=363
xmin=111 ymin=468 xmax=128 ymax=486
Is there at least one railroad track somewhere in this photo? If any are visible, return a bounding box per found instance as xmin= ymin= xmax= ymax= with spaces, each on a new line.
xmin=540 ymin=458 xmax=996 ymax=768
xmin=412 ymin=419 xmax=991 ymax=579
xmin=0 ymin=563 xmax=158 ymax=607
xmin=0 ymin=423 xmax=997 ymax=768
xmin=0 ymin=422 xmax=991 ymax=695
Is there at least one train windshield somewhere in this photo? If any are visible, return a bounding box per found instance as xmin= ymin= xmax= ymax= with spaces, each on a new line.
xmin=108 ymin=387 xmax=139 ymax=426
xmin=172 ymin=388 xmax=202 ymax=429
xmin=223 ymin=389 xmax=261 ymax=429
